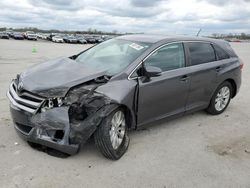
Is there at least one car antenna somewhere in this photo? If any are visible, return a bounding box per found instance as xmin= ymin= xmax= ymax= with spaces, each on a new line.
xmin=196 ymin=28 xmax=202 ymax=37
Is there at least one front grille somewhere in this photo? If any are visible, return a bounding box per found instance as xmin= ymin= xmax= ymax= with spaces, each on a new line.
xmin=15 ymin=123 xmax=33 ymax=135
xmin=7 ymin=82 xmax=45 ymax=113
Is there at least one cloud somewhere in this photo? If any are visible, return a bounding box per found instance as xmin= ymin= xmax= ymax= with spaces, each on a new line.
xmin=199 ymin=0 xmax=250 ymax=6
xmin=130 ymin=0 xmax=164 ymax=7
xmin=96 ymin=7 xmax=164 ymax=18
xmin=199 ymin=0 xmax=231 ymax=6
xmin=28 ymin=0 xmax=84 ymax=11
xmin=0 ymin=0 xmax=249 ymax=35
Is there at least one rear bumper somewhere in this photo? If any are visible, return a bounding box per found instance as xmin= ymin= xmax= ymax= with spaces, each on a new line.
xmin=9 ymin=104 xmax=79 ymax=155
xmin=233 ymin=68 xmax=242 ymax=97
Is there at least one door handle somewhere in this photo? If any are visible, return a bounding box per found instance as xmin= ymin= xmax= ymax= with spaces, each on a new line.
xmin=180 ymin=75 xmax=189 ymax=82
xmin=216 ymin=66 xmax=222 ymax=72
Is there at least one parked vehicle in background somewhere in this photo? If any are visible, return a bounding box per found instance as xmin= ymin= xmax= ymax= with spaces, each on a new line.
xmin=42 ymin=33 xmax=50 ymax=40
xmin=8 ymin=32 xmax=15 ymax=38
xmin=64 ymin=36 xmax=78 ymax=43
xmin=85 ymin=36 xmax=96 ymax=44
xmin=24 ymin=31 xmax=35 ymax=39
xmin=2 ymin=30 xmax=116 ymax=44
xmin=26 ymin=33 xmax=37 ymax=40
xmin=7 ymin=35 xmax=242 ymax=160
xmin=48 ymin=33 xmax=58 ymax=41
xmin=13 ymin=32 xmax=24 ymax=40
xmin=36 ymin=33 xmax=43 ymax=39
xmin=96 ymin=37 xmax=104 ymax=43
xmin=0 ymin=32 xmax=9 ymax=39
xmin=5 ymin=30 xmax=13 ymax=36
xmin=63 ymin=35 xmax=69 ymax=42
xmin=52 ymin=36 xmax=64 ymax=43
xmin=76 ymin=36 xmax=87 ymax=44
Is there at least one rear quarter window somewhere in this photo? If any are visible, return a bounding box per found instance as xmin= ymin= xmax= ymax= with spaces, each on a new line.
xmin=213 ymin=44 xmax=230 ymax=60
xmin=186 ymin=42 xmax=216 ymax=66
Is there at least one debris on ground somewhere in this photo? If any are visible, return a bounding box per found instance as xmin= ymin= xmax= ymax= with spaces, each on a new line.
xmin=208 ymin=136 xmax=250 ymax=158
xmin=245 ymin=149 xmax=250 ymax=154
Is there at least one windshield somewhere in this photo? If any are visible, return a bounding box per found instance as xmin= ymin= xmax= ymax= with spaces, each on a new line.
xmin=75 ymin=38 xmax=151 ymax=75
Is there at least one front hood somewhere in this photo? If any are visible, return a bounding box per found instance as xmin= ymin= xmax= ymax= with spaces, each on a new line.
xmin=19 ymin=57 xmax=107 ymax=98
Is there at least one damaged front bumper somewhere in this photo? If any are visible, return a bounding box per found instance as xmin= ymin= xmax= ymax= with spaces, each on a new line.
xmin=9 ymin=105 xmax=79 ymax=155
xmin=7 ymin=81 xmax=119 ymax=155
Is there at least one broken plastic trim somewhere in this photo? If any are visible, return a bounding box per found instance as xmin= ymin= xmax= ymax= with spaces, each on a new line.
xmin=66 ymin=85 xmax=117 ymax=145
xmin=29 ymin=84 xmax=119 ymax=153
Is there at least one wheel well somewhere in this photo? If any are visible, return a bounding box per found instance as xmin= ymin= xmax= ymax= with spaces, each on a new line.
xmin=120 ymin=105 xmax=133 ymax=129
xmin=225 ymin=79 xmax=237 ymax=98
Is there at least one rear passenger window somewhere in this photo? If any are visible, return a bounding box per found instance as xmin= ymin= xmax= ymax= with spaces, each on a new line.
xmin=213 ymin=45 xmax=230 ymax=60
xmin=186 ymin=42 xmax=216 ymax=66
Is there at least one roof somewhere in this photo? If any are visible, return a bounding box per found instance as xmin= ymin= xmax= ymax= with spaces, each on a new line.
xmin=117 ymin=34 xmax=225 ymax=44
xmin=117 ymin=34 xmax=236 ymax=57
xmin=117 ymin=34 xmax=170 ymax=43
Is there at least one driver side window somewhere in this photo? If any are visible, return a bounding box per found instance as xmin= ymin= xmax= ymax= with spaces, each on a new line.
xmin=144 ymin=43 xmax=185 ymax=72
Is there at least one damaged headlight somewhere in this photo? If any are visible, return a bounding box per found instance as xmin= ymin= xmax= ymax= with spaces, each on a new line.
xmin=41 ymin=97 xmax=64 ymax=112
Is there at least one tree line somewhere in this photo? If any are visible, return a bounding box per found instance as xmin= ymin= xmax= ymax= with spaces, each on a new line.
xmin=211 ymin=33 xmax=250 ymax=40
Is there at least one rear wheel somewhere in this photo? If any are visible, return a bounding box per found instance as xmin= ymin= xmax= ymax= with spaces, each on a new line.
xmin=94 ymin=107 xmax=129 ymax=160
xmin=206 ymin=81 xmax=232 ymax=115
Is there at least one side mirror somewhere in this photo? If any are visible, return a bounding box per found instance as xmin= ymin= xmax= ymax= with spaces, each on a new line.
xmin=144 ymin=66 xmax=162 ymax=77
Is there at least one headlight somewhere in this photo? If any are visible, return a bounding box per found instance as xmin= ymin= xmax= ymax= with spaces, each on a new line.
xmin=41 ymin=97 xmax=64 ymax=112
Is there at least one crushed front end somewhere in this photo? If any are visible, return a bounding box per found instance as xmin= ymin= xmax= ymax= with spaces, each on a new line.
xmin=7 ymin=79 xmax=116 ymax=155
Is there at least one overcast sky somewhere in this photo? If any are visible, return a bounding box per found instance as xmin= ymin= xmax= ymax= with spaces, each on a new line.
xmin=0 ymin=0 xmax=250 ymax=35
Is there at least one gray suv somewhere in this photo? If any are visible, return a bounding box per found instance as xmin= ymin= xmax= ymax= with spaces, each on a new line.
xmin=7 ymin=35 xmax=242 ymax=160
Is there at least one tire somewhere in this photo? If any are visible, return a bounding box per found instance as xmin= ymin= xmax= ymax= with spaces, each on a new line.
xmin=206 ymin=81 xmax=233 ymax=115
xmin=94 ymin=107 xmax=130 ymax=160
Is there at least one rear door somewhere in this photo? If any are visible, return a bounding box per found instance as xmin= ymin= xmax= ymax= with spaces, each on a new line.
xmin=184 ymin=42 xmax=221 ymax=111
xmin=137 ymin=43 xmax=191 ymax=126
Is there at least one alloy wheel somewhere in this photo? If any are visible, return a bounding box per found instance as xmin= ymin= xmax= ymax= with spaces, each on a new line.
xmin=109 ymin=110 xmax=126 ymax=150
xmin=214 ymin=86 xmax=230 ymax=111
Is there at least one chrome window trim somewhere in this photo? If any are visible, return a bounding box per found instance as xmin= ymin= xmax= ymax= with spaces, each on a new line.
xmin=127 ymin=40 xmax=220 ymax=80
xmin=128 ymin=41 xmax=184 ymax=80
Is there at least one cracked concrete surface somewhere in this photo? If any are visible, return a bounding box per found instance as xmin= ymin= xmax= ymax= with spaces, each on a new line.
xmin=0 ymin=39 xmax=250 ymax=188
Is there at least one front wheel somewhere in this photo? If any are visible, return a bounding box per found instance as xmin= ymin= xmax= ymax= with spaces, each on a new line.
xmin=206 ymin=81 xmax=232 ymax=115
xmin=94 ymin=107 xmax=129 ymax=160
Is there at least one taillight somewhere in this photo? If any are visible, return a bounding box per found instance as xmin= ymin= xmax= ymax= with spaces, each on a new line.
xmin=239 ymin=59 xmax=244 ymax=70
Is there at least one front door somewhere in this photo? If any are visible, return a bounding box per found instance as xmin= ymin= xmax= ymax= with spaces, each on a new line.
xmin=137 ymin=43 xmax=191 ymax=126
